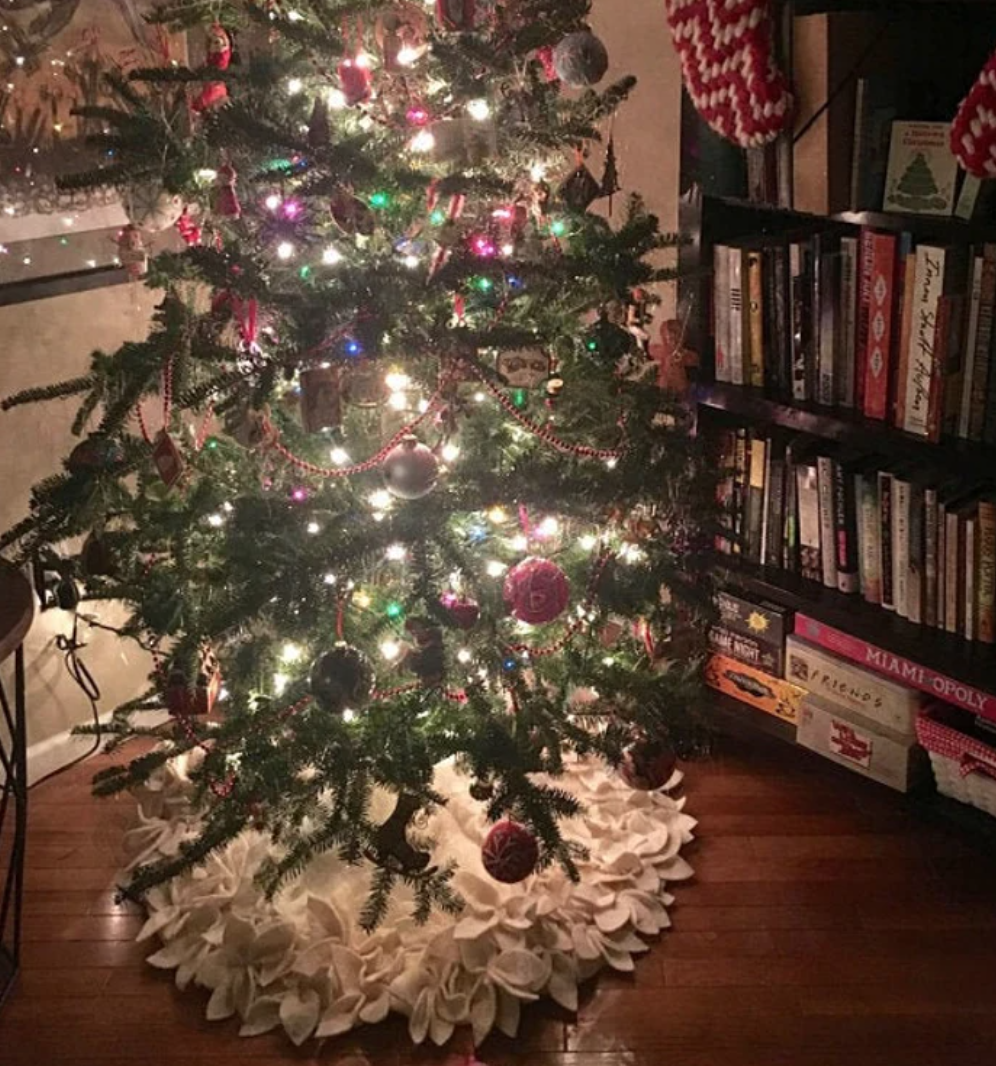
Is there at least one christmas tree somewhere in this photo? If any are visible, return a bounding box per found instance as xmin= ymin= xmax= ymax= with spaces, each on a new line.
xmin=1 ymin=1 xmax=713 ymax=928
xmin=890 ymin=151 xmax=947 ymax=211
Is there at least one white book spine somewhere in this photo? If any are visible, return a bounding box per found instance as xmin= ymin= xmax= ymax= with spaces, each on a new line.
xmin=958 ymin=255 xmax=984 ymax=439
xmin=893 ymin=478 xmax=910 ymax=619
xmin=714 ymin=245 xmax=731 ymax=383
xmin=817 ymin=455 xmax=838 ymax=589
xmin=902 ymin=245 xmax=946 ymax=437
xmin=945 ymin=509 xmax=960 ymax=633
xmin=728 ymin=248 xmax=745 ymax=386
xmin=924 ymin=487 xmax=938 ymax=628
xmin=965 ymin=516 xmax=977 ymax=642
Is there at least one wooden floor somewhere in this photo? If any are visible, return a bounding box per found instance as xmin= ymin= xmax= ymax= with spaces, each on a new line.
xmin=4 ymin=726 xmax=996 ymax=1065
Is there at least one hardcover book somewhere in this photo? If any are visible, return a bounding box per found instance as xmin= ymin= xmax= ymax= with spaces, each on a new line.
xmin=900 ymin=244 xmax=947 ymax=437
xmin=713 ymin=244 xmax=731 ymax=383
xmin=860 ymin=230 xmax=896 ymax=421
xmin=883 ymin=121 xmax=958 ymax=216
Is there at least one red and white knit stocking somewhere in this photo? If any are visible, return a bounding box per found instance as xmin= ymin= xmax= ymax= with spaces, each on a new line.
xmin=951 ymin=45 xmax=996 ymax=177
xmin=663 ymin=0 xmax=792 ymax=148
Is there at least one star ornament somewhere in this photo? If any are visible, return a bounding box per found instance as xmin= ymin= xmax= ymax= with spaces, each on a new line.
xmin=746 ymin=611 xmax=769 ymax=634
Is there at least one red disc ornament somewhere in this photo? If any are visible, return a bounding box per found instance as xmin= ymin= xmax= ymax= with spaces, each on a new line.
xmin=481 ymin=820 xmax=538 ymax=883
xmin=619 ymin=739 xmax=677 ymax=791
xmin=503 ymin=557 xmax=569 ymax=625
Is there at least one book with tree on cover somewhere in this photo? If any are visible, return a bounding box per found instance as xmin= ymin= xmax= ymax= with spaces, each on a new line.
xmin=883 ymin=121 xmax=958 ymax=216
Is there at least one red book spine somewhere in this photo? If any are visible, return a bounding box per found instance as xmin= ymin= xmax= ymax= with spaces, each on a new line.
xmin=793 ymin=613 xmax=996 ymax=720
xmin=862 ymin=232 xmax=896 ymax=420
xmin=925 ymin=295 xmax=952 ymax=444
xmin=855 ymin=229 xmax=874 ymax=413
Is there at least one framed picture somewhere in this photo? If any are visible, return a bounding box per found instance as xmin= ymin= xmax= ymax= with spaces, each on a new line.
xmin=0 ymin=0 xmax=186 ymax=299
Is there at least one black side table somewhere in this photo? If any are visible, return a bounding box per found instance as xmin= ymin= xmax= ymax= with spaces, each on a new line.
xmin=0 ymin=565 xmax=34 ymax=1007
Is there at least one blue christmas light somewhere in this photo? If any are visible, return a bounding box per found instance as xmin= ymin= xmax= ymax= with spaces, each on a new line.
xmin=467 ymin=523 xmax=488 ymax=543
xmin=345 ymin=340 xmax=362 ymax=356
xmin=503 ymin=657 xmax=517 ymax=671
xmin=507 ymin=276 xmax=522 ymax=288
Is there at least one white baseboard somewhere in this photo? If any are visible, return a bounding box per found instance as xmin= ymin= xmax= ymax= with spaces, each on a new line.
xmin=26 ymin=710 xmax=169 ymax=787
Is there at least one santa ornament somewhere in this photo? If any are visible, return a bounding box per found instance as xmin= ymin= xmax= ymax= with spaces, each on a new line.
xmin=662 ymin=0 xmax=792 ymax=148
xmin=951 ymin=46 xmax=996 ymax=177
xmin=116 ymin=224 xmax=147 ymax=280
xmin=193 ymin=23 xmax=232 ymax=112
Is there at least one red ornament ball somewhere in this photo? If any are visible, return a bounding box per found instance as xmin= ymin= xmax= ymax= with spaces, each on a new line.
xmin=503 ymin=557 xmax=569 ymax=624
xmin=481 ymin=820 xmax=539 ymax=883
xmin=67 ymin=437 xmax=126 ymax=474
xmin=619 ymin=740 xmax=677 ymax=791
xmin=382 ymin=435 xmax=439 ymax=499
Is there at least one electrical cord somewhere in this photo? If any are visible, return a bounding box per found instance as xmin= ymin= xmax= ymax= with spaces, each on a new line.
xmin=29 ymin=613 xmax=104 ymax=790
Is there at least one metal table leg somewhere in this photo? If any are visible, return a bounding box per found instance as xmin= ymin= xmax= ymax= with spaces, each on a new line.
xmin=0 ymin=644 xmax=27 ymax=1006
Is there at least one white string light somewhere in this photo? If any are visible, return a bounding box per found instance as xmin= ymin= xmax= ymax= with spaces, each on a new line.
xmin=276 ymin=241 xmax=295 ymax=261
xmin=441 ymin=443 xmax=460 ymax=463
xmin=380 ymin=639 xmax=402 ymax=662
xmin=322 ymin=245 xmax=343 ymax=265
xmin=273 ymin=672 xmax=290 ymax=696
xmin=330 ymin=447 xmax=351 ymax=466
xmin=385 ymin=544 xmax=406 ymax=561
xmin=486 ymin=560 xmax=506 ymax=577
xmin=467 ymin=98 xmax=490 ymax=121
xmin=281 ymin=643 xmax=303 ymax=663
xmin=385 ymin=371 xmax=410 ymax=390
xmin=410 ymin=130 xmax=436 ymax=153
xmin=287 ymin=77 xmax=304 ymax=94
xmin=306 ymin=521 xmax=321 ymax=535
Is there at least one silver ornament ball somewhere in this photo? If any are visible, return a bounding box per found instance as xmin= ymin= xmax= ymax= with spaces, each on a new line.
xmin=382 ymin=435 xmax=439 ymax=500
xmin=553 ymin=31 xmax=609 ymax=87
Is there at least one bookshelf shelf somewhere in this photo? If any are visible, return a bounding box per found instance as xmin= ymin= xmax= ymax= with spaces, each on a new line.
xmin=691 ymin=382 xmax=996 ymax=473
xmin=719 ymin=556 xmax=996 ymax=702
xmin=832 ymin=210 xmax=996 ymax=243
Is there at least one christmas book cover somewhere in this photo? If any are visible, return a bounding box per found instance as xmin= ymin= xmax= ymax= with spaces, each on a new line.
xmin=883 ymin=122 xmax=958 ymax=216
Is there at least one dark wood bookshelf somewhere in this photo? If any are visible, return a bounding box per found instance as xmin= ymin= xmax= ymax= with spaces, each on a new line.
xmin=691 ymin=381 xmax=996 ymax=475
xmin=717 ymin=555 xmax=996 ymax=703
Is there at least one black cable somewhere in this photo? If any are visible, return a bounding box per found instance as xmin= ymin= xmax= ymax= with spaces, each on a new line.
xmin=29 ymin=613 xmax=104 ymax=790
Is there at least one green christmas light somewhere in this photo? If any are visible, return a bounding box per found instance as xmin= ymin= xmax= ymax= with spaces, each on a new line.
xmin=429 ymin=209 xmax=445 ymax=225
xmin=586 ymin=338 xmax=599 ymax=352
xmin=386 ymin=601 xmax=404 ymax=620
xmin=205 ymin=438 xmax=219 ymax=450
xmin=512 ymin=388 xmax=527 ymax=408
xmin=475 ymin=276 xmax=493 ymax=293
xmin=299 ymin=265 xmax=311 ymax=279
xmin=59 ymin=237 xmax=69 ymax=247
xmin=550 ymin=219 xmax=567 ymax=237
xmin=370 ymin=192 xmax=390 ymax=209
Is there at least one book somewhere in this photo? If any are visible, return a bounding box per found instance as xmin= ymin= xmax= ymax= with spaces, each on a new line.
xmin=790 ymin=241 xmax=813 ymax=403
xmin=892 ymin=245 xmax=917 ymax=428
xmin=769 ymin=244 xmax=791 ymax=398
xmin=883 ymin=121 xmax=958 ymax=217
xmin=763 ymin=439 xmax=786 ymax=569
xmin=815 ymin=233 xmax=838 ymax=406
xmin=856 ymin=467 xmax=882 ymax=605
xmin=797 ymin=462 xmax=822 ymax=582
xmin=930 ymin=293 xmax=962 ymax=443
xmin=731 ymin=426 xmax=748 ymax=555
xmin=713 ymin=244 xmax=731 ymax=383
xmin=850 ymin=78 xmax=898 ymax=211
xmin=955 ymin=253 xmax=984 ymax=439
xmin=746 ymin=248 xmax=765 ymax=388
xmin=906 ymin=478 xmax=925 ymax=625
xmin=715 ymin=589 xmax=791 ymax=647
xmin=900 ymin=244 xmax=947 ymax=437
xmin=837 ymin=235 xmax=859 ymax=408
xmin=861 ymin=230 xmax=897 ymax=420
xmin=893 ymin=473 xmax=911 ymax=618
xmin=816 ymin=452 xmax=839 ymax=588
xmin=924 ymin=483 xmax=939 ymax=628
xmin=967 ymin=245 xmax=996 ymax=440
xmin=793 ymin=613 xmax=996 ymax=720
xmin=714 ymin=428 xmax=737 ymax=554
xmin=978 ymin=496 xmax=996 ymax=645
xmin=745 ymin=433 xmax=767 ymax=563
xmin=705 ymin=653 xmax=805 ymax=725
xmin=878 ymin=469 xmax=895 ymax=611
xmin=964 ymin=508 xmax=979 ymax=641
xmin=782 ymin=436 xmax=801 ymax=573
xmin=728 ymin=246 xmax=746 ymax=386
xmin=786 ymin=635 xmax=922 ymax=737
xmin=833 ymin=454 xmax=859 ymax=594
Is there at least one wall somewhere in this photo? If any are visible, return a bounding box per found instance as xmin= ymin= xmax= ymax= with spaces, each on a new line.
xmin=0 ymin=283 xmax=158 ymax=782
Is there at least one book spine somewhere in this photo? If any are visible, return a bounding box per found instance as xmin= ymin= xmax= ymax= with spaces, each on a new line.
xmin=856 ymin=229 xmax=874 ymax=412
xmin=793 ymin=613 xmax=996 ymax=720
xmin=849 ymin=78 xmax=869 ymax=210
xmin=983 ymin=338 xmax=996 ymax=444
xmin=893 ymin=249 xmax=917 ymax=428
xmin=797 ymin=464 xmax=822 ymax=581
xmin=834 ymin=460 xmax=859 ymax=593
xmin=901 ymin=245 xmax=946 ymax=437
xmin=945 ymin=507 xmax=960 ymax=633
xmin=968 ymin=244 xmax=996 ymax=440
xmin=942 ymin=293 xmax=968 ymax=439
xmin=732 ymin=427 xmax=748 ymax=555
xmin=747 ymin=249 xmax=765 ymax=388
xmin=964 ymin=514 xmax=977 ymax=641
xmin=924 ymin=486 xmax=938 ymax=628
xmin=760 ymin=436 xmax=773 ymax=564
xmin=790 ymin=243 xmax=810 ymax=402
xmin=764 ymin=453 xmax=786 ymax=569
xmin=783 ymin=442 xmax=799 ymax=573
xmin=858 ymin=472 xmax=882 ymax=605
xmin=816 ymin=455 xmax=839 ymax=588
xmin=936 ymin=497 xmax=946 ymax=629
xmin=955 ymin=173 xmax=982 ymax=220
xmin=746 ymin=434 xmax=767 ymax=563
xmin=713 ymin=245 xmax=731 ymax=383
xmin=862 ymin=232 xmax=896 ymax=420
xmin=978 ymin=498 xmax=996 ymax=644
xmin=817 ymin=237 xmax=837 ymax=405
xmin=729 ymin=248 xmax=745 ymax=386
xmin=907 ymin=483 xmax=924 ymax=626
xmin=893 ymin=477 xmax=910 ymax=618
xmin=772 ymin=245 xmax=790 ymax=399
xmin=838 ymin=236 xmax=859 ymax=408
xmin=926 ymin=294 xmax=952 ymax=443
xmin=879 ymin=471 xmax=895 ymax=611
xmin=707 ymin=625 xmax=784 ymax=675
xmin=957 ymin=254 xmax=984 ymax=439
xmin=714 ymin=429 xmax=736 ymax=554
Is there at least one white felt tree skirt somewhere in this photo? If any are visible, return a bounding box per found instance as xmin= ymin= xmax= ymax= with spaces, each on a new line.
xmin=125 ymin=754 xmax=696 ymax=1047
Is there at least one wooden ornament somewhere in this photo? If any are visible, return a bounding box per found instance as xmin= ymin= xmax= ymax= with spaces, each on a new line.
xmin=343 ymin=359 xmax=388 ymax=407
xmin=330 ymin=188 xmax=375 ymax=235
xmin=116 ymin=224 xmax=148 ymax=280
xmin=431 ymin=116 xmax=496 ymax=167
xmin=299 ymin=367 xmax=342 ymax=433
xmin=152 ymin=430 xmax=184 ymax=488
xmin=558 ymin=165 xmax=602 ymax=212
xmin=496 ymin=348 xmax=550 ymax=388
